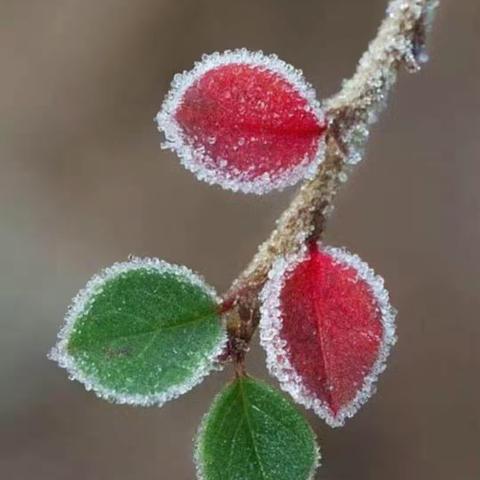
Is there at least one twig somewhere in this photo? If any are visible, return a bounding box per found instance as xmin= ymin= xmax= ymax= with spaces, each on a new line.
xmin=222 ymin=0 xmax=439 ymax=368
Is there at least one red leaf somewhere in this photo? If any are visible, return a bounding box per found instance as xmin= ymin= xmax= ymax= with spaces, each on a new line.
xmin=260 ymin=242 xmax=396 ymax=427
xmin=156 ymin=50 xmax=326 ymax=194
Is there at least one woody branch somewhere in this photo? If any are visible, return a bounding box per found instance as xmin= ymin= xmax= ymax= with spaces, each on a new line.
xmin=221 ymin=0 xmax=439 ymax=368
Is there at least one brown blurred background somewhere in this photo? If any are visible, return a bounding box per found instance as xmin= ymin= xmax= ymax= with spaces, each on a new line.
xmin=0 ymin=1 xmax=478 ymax=479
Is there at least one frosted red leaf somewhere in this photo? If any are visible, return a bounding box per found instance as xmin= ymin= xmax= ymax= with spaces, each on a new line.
xmin=260 ymin=242 xmax=396 ymax=427
xmin=156 ymin=49 xmax=326 ymax=194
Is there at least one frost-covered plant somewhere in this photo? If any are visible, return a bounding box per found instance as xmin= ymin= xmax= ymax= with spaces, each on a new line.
xmin=49 ymin=1 xmax=439 ymax=478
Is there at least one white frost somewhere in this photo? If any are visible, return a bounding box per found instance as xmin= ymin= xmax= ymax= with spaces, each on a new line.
xmin=326 ymin=0 xmax=439 ymax=165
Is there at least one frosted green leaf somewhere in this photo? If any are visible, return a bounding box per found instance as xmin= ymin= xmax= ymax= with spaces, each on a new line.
xmin=49 ymin=257 xmax=226 ymax=406
xmin=195 ymin=376 xmax=319 ymax=480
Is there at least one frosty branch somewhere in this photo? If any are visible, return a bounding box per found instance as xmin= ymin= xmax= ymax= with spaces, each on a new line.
xmin=50 ymin=1 xmax=439 ymax=478
xmin=222 ymin=0 xmax=439 ymax=370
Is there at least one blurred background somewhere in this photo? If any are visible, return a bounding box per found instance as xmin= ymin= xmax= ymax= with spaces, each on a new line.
xmin=0 ymin=1 xmax=478 ymax=479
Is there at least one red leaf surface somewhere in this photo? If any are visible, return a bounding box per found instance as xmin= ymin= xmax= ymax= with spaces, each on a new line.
xmin=156 ymin=50 xmax=326 ymax=194
xmin=260 ymin=242 xmax=396 ymax=427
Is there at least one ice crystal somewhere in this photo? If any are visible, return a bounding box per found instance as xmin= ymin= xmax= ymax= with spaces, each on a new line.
xmin=326 ymin=0 xmax=439 ymax=165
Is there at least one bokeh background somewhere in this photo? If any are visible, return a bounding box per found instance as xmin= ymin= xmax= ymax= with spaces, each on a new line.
xmin=1 ymin=1 xmax=478 ymax=479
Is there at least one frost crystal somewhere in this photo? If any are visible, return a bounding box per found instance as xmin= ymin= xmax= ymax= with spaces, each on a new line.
xmin=49 ymin=257 xmax=227 ymax=407
xmin=156 ymin=49 xmax=327 ymax=194
xmin=326 ymin=0 xmax=439 ymax=165
xmin=260 ymin=243 xmax=397 ymax=427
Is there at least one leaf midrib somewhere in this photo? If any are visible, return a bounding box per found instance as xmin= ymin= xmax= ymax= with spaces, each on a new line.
xmin=238 ymin=379 xmax=269 ymax=480
xmin=311 ymin=260 xmax=335 ymax=410
xmin=69 ymin=309 xmax=218 ymax=351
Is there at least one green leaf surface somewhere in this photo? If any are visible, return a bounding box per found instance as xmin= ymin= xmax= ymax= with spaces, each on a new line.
xmin=196 ymin=376 xmax=319 ymax=480
xmin=49 ymin=257 xmax=226 ymax=406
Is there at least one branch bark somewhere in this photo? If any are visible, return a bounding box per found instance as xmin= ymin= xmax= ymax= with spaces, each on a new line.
xmin=222 ymin=0 xmax=439 ymax=367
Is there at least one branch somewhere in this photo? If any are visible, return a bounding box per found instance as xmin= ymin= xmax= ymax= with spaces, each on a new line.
xmin=222 ymin=0 xmax=439 ymax=365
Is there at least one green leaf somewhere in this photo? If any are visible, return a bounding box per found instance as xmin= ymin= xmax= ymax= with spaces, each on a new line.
xmin=195 ymin=376 xmax=319 ymax=480
xmin=49 ymin=257 xmax=226 ymax=406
